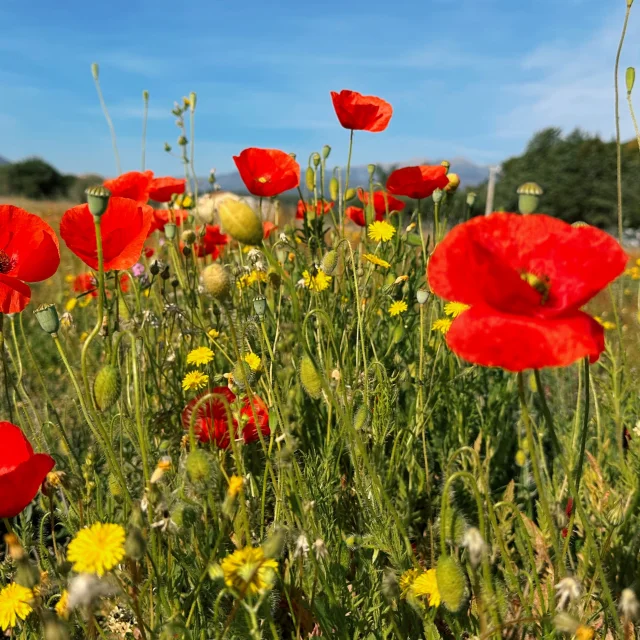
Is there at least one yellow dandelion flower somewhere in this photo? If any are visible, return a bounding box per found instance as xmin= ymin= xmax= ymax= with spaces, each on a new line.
xmin=55 ymin=590 xmax=69 ymax=619
xmin=182 ymin=195 xmax=194 ymax=208
xmin=575 ymin=625 xmax=595 ymax=640
xmin=186 ymin=346 xmax=214 ymax=367
xmin=227 ymin=475 xmax=244 ymax=498
xmin=0 ymin=583 xmax=33 ymax=631
xmin=79 ymin=331 xmax=89 ymax=343
xmin=208 ymin=328 xmax=220 ymax=340
xmin=67 ymin=523 xmax=125 ymax=576
xmin=412 ymin=569 xmax=441 ymax=608
xmin=594 ymin=316 xmax=616 ymax=331
xmin=625 ymin=266 xmax=640 ymax=280
xmin=65 ymin=298 xmax=77 ymax=312
xmin=244 ymin=352 xmax=262 ymax=371
xmin=389 ymin=301 xmax=408 ymax=317
xmin=220 ymin=546 xmax=278 ymax=596
xmin=182 ymin=371 xmax=209 ymax=392
xmin=362 ymin=253 xmax=391 ymax=268
xmin=302 ymin=269 xmax=332 ymax=292
xmin=399 ymin=568 xmax=421 ymax=599
xmin=368 ymin=220 xmax=396 ymax=243
xmin=444 ymin=302 xmax=470 ymax=318
xmin=237 ymin=270 xmax=268 ymax=289
xmin=432 ymin=318 xmax=452 ymax=335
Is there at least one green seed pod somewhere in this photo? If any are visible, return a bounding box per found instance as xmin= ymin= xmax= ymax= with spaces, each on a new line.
xmin=299 ymin=356 xmax=323 ymax=399
xmin=218 ymin=198 xmax=263 ymax=245
xmin=262 ymin=526 xmax=287 ymax=558
xmin=186 ymin=450 xmax=210 ymax=484
xmin=93 ymin=365 xmax=121 ymax=411
xmin=329 ymin=177 xmax=339 ymax=201
xmin=321 ymin=250 xmax=338 ymax=275
xmin=85 ymin=185 xmax=111 ymax=218
xmin=353 ymin=404 xmax=370 ymax=431
xmin=441 ymin=507 xmax=467 ymax=545
xmin=627 ymin=67 xmax=636 ymax=94
xmin=436 ymin=555 xmax=468 ymax=613
xmin=108 ymin=473 xmax=123 ymax=497
xmin=202 ymin=263 xmax=231 ymax=299
xmin=125 ymin=527 xmax=147 ymax=561
xmin=392 ymin=323 xmax=405 ymax=344
xmin=164 ymin=222 xmax=177 ymax=239
xmin=305 ymin=167 xmax=316 ymax=191
xmin=232 ymin=360 xmax=257 ymax=389
xmin=34 ymin=304 xmax=60 ymax=335
xmin=345 ymin=188 xmax=357 ymax=201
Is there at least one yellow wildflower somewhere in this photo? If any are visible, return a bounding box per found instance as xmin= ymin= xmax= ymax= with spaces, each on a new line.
xmin=67 ymin=523 xmax=125 ymax=576
xmin=368 ymin=220 xmax=396 ymax=243
xmin=362 ymin=253 xmax=390 ymax=268
xmin=389 ymin=301 xmax=408 ymax=317
xmin=0 ymin=583 xmax=33 ymax=631
xmin=208 ymin=328 xmax=220 ymax=340
xmin=79 ymin=331 xmax=89 ymax=343
xmin=227 ymin=475 xmax=244 ymax=498
xmin=412 ymin=569 xmax=441 ymax=607
xmin=65 ymin=298 xmax=77 ymax=312
xmin=220 ymin=546 xmax=278 ymax=596
xmin=399 ymin=568 xmax=421 ymax=599
xmin=575 ymin=625 xmax=595 ymax=640
xmin=302 ymin=269 xmax=332 ymax=292
xmin=444 ymin=302 xmax=470 ymax=318
xmin=432 ymin=318 xmax=452 ymax=335
xmin=186 ymin=346 xmax=214 ymax=367
xmin=182 ymin=371 xmax=209 ymax=392
xmin=55 ymin=590 xmax=69 ymax=619
xmin=244 ymin=352 xmax=262 ymax=371
xmin=594 ymin=316 xmax=616 ymax=331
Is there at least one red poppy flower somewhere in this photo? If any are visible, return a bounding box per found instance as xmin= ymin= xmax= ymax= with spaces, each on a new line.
xmin=118 ymin=272 xmax=130 ymax=293
xmin=149 ymin=176 xmax=186 ymax=203
xmin=193 ymin=225 xmax=229 ymax=259
xmin=330 ymin=90 xmax=393 ymax=132
xmin=428 ymin=213 xmax=628 ymax=371
xmin=181 ymin=388 xmax=270 ymax=448
xmin=148 ymin=209 xmax=189 ymax=235
xmin=144 ymin=246 xmax=155 ymax=259
xmin=233 ymin=148 xmax=300 ymax=197
xmin=103 ymin=171 xmax=154 ymax=204
xmin=263 ymin=221 xmax=278 ymax=239
xmin=296 ymin=200 xmax=334 ymax=220
xmin=346 ymin=206 xmax=368 ymax=227
xmin=0 ymin=205 xmax=60 ymax=314
xmin=386 ymin=165 xmax=449 ymax=200
xmin=0 ymin=422 xmax=55 ymax=519
xmin=73 ymin=272 xmax=98 ymax=298
xmin=61 ymin=197 xmax=154 ymax=271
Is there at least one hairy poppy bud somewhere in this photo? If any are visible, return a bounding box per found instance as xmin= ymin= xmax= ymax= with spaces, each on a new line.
xmin=353 ymin=405 xmax=370 ymax=431
xmin=35 ymin=304 xmax=60 ymax=335
xmin=202 ymin=264 xmax=231 ymax=299
xmin=218 ymin=199 xmax=263 ymax=245
xmin=367 ymin=164 xmax=376 ymax=177
xmin=186 ymin=450 xmax=210 ymax=483
xmin=627 ymin=67 xmax=636 ymax=94
xmin=312 ymin=153 xmax=321 ymax=168
xmin=299 ymin=356 xmax=322 ymax=398
xmin=94 ymin=365 xmax=121 ymax=411
xmin=305 ymin=167 xmax=315 ymax=191
xmin=345 ymin=188 xmax=357 ymax=201
xmin=108 ymin=473 xmax=123 ymax=497
xmin=329 ymin=177 xmax=339 ymax=201
xmin=85 ymin=185 xmax=111 ymax=218
xmin=436 ymin=555 xmax=468 ymax=612
xmin=320 ymin=250 xmax=338 ymax=275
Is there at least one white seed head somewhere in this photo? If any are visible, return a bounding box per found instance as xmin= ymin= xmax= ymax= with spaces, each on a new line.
xmin=554 ymin=576 xmax=581 ymax=611
xmin=462 ymin=527 xmax=488 ymax=569
xmin=620 ymin=588 xmax=640 ymax=621
xmin=294 ymin=534 xmax=310 ymax=559
xmin=313 ymin=538 xmax=328 ymax=561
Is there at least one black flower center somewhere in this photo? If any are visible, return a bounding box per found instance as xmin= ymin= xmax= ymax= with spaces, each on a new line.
xmin=0 ymin=250 xmax=14 ymax=275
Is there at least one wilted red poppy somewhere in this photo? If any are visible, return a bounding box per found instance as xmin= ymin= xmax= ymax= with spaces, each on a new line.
xmin=233 ymin=148 xmax=300 ymax=197
xmin=330 ymin=90 xmax=393 ymax=132
xmin=0 ymin=205 xmax=60 ymax=314
xmin=357 ymin=188 xmax=405 ymax=217
xmin=73 ymin=272 xmax=97 ymax=298
xmin=428 ymin=213 xmax=628 ymax=371
xmin=386 ymin=165 xmax=449 ymax=200
xmin=103 ymin=171 xmax=154 ymax=204
xmin=61 ymin=197 xmax=154 ymax=271
xmin=148 ymin=209 xmax=189 ymax=235
xmin=296 ymin=200 xmax=334 ymax=220
xmin=263 ymin=221 xmax=277 ymax=239
xmin=181 ymin=388 xmax=270 ymax=447
xmin=0 ymin=422 xmax=55 ymax=519
xmin=193 ymin=225 xmax=229 ymax=259
xmin=149 ymin=176 xmax=186 ymax=203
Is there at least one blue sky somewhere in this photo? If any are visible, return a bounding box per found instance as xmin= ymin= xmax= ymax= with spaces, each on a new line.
xmin=0 ymin=0 xmax=638 ymax=178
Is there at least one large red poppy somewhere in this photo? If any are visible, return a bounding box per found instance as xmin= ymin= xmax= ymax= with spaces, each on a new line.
xmin=148 ymin=209 xmax=189 ymax=235
xmin=330 ymin=90 xmax=393 ymax=132
xmin=427 ymin=213 xmax=628 ymax=371
xmin=149 ymin=177 xmax=186 ymax=203
xmin=0 ymin=422 xmax=55 ymax=519
xmin=193 ymin=225 xmax=229 ymax=259
xmin=233 ymin=148 xmax=300 ymax=197
xmin=103 ymin=171 xmax=154 ymax=204
xmin=357 ymin=188 xmax=405 ymax=216
xmin=181 ymin=387 xmax=270 ymax=448
xmin=60 ymin=197 xmax=154 ymax=271
xmin=296 ymin=200 xmax=334 ymax=220
xmin=386 ymin=165 xmax=449 ymax=200
xmin=0 ymin=205 xmax=60 ymax=314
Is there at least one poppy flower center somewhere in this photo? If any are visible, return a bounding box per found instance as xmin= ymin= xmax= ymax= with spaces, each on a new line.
xmin=520 ymin=271 xmax=550 ymax=304
xmin=0 ymin=249 xmax=15 ymax=274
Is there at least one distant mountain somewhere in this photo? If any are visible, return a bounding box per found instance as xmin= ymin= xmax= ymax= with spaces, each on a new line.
xmin=202 ymin=157 xmax=490 ymax=196
xmin=0 ymin=156 xmax=10 ymax=166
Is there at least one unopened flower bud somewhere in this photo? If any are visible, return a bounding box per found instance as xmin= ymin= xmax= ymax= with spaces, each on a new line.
xmin=432 ymin=188 xmax=443 ymax=204
xmin=466 ymin=192 xmax=477 ymax=207
xmin=35 ymin=304 xmax=60 ymax=334
xmin=218 ymin=198 xmax=263 ymax=245
xmin=189 ymin=91 xmax=197 ymax=110
xmin=125 ymin=527 xmax=147 ymax=561
xmin=312 ymin=153 xmax=321 ymax=168
xmin=305 ymin=167 xmax=315 ymax=191
xmin=202 ymin=263 xmax=231 ymax=299
xmin=181 ymin=230 xmax=196 ymax=246
xmin=440 ymin=160 xmax=450 ymax=174
xmin=367 ymin=163 xmax=376 ymax=177
xmin=299 ymin=356 xmax=322 ymax=399
xmin=186 ymin=450 xmax=210 ymax=484
xmin=345 ymin=188 xmax=357 ymax=201
xmin=436 ymin=555 xmax=468 ymax=613
xmin=178 ymin=135 xmax=187 ymax=146
xmin=164 ymin=142 xmax=172 ymax=152
xmin=93 ymin=365 xmax=121 ymax=411
xmin=320 ymin=250 xmax=338 ymax=275
xmin=91 ymin=63 xmax=99 ymax=80
xmin=85 ymin=185 xmax=111 ymax=218
xmin=329 ymin=177 xmax=339 ymax=201
xmin=627 ymin=67 xmax=636 ymax=94
xmin=322 ymin=145 xmax=331 ymax=159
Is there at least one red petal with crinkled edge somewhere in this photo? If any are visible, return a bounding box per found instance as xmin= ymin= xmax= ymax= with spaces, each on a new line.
xmin=330 ymin=90 xmax=393 ymax=132
xmin=0 ymin=274 xmax=31 ymax=313
xmin=0 ymin=453 xmax=55 ymax=518
xmin=446 ymin=306 xmax=605 ymax=372
xmin=386 ymin=165 xmax=449 ymax=200
xmin=104 ymin=171 xmax=153 ymax=204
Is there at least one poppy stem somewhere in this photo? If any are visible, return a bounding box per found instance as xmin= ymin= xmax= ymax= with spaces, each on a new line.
xmin=141 ymin=90 xmax=148 ymax=171
xmin=0 ymin=314 xmax=14 ymax=424
xmin=574 ymin=358 xmax=590 ymax=495
xmin=343 ymin=129 xmax=354 ymax=218
xmin=91 ymin=67 xmax=121 ymax=175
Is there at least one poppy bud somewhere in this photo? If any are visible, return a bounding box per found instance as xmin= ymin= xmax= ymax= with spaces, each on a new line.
xmin=440 ymin=160 xmax=450 ymax=174
xmin=345 ymin=188 xmax=356 ymax=201
xmin=91 ymin=62 xmax=99 ymax=80
xmin=263 ymin=526 xmax=287 ymax=558
xmin=466 ymin=192 xmax=477 ymax=207
xmin=186 ymin=450 xmax=210 ymax=484
xmin=436 ymin=555 xmax=468 ymax=613
xmin=322 ymin=145 xmax=331 ymax=159
xmin=35 ymin=303 xmax=60 ymax=335
xmin=353 ymin=404 xmax=370 ymax=431
xmin=181 ymin=230 xmax=196 ymax=246
xmin=189 ymin=91 xmax=197 ymax=110
xmin=627 ymin=67 xmax=636 ymax=94
xmin=445 ymin=173 xmax=460 ymax=194
xmin=392 ymin=323 xmax=404 ymax=344
xmin=312 ymin=153 xmax=321 ymax=168
xmin=178 ymin=135 xmax=187 ymax=146
xmin=171 ymin=503 xmax=197 ymax=529
xmin=305 ymin=167 xmax=315 ymax=191
xmin=182 ymin=245 xmax=192 ymax=258
xmin=218 ymin=198 xmax=263 ymax=246
xmin=164 ymin=142 xmax=172 ymax=152
xmin=85 ymin=185 xmax=111 ymax=218
xmin=367 ymin=164 xmax=376 ymax=177
xmin=299 ymin=355 xmax=323 ymax=398
xmin=320 ymin=250 xmax=338 ymax=275
xmin=329 ymin=177 xmax=339 ymax=201
xmin=164 ymin=223 xmax=177 ymax=239
xmin=143 ymin=89 xmax=149 ymax=101
xmin=94 ymin=365 xmax=121 ymax=411
xmin=432 ymin=189 xmax=443 ymax=204
xmin=125 ymin=527 xmax=146 ymax=561
xmin=108 ymin=473 xmax=123 ymax=497
xmin=202 ymin=264 xmax=231 ymax=299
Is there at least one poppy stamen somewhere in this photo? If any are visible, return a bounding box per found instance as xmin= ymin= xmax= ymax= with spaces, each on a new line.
xmin=0 ymin=249 xmax=15 ymax=274
xmin=520 ymin=271 xmax=550 ymax=304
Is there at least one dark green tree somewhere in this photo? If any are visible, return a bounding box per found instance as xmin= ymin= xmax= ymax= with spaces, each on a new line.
xmin=0 ymin=157 xmax=69 ymax=200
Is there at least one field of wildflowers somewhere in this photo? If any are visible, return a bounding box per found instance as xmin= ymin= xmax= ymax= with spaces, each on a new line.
xmin=3 ymin=23 xmax=640 ymax=639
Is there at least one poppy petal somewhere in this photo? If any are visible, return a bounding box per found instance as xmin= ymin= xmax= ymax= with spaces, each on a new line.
xmin=330 ymin=90 xmax=393 ymax=132
xmin=149 ymin=177 xmax=186 ymax=203
xmin=446 ymin=306 xmax=605 ymax=372
xmin=0 ymin=274 xmax=31 ymax=314
xmin=0 ymin=422 xmax=34 ymax=474
xmin=0 ymin=453 xmax=55 ymax=519
xmin=104 ymin=171 xmax=153 ymax=204
xmin=233 ymin=148 xmax=300 ymax=198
